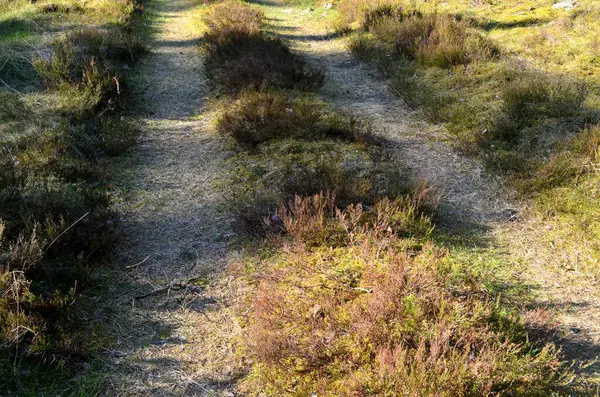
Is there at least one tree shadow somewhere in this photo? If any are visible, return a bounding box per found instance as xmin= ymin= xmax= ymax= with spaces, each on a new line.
xmin=246 ymin=0 xmax=286 ymax=7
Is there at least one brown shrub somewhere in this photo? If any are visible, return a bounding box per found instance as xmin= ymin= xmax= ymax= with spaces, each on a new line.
xmin=202 ymin=2 xmax=324 ymax=92
xmin=344 ymin=3 xmax=498 ymax=68
xmin=203 ymin=31 xmax=324 ymax=92
xmin=222 ymin=138 xmax=383 ymax=233
xmin=202 ymin=0 xmax=263 ymax=35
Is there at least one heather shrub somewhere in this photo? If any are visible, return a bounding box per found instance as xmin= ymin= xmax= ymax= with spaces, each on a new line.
xmin=202 ymin=0 xmax=263 ymax=35
xmin=528 ymin=124 xmax=600 ymax=191
xmin=335 ymin=0 xmax=402 ymax=31
xmin=217 ymin=90 xmax=366 ymax=147
xmin=35 ymin=28 xmax=145 ymax=113
xmin=0 ymin=21 xmax=142 ymax=389
xmin=204 ymin=32 xmax=324 ymax=92
xmin=363 ymin=3 xmax=406 ymax=30
xmin=202 ymin=2 xmax=323 ymax=92
xmin=37 ymin=28 xmax=144 ymax=85
xmin=483 ymin=72 xmax=588 ymax=146
xmin=224 ymin=138 xmax=380 ymax=232
xmin=241 ymin=194 xmax=571 ymax=396
xmin=364 ymin=10 xmax=498 ymax=68
xmin=501 ymin=73 xmax=587 ymax=121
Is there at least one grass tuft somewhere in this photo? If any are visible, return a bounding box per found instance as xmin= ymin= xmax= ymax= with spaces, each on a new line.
xmin=0 ymin=2 xmax=143 ymax=392
xmin=216 ymin=89 xmax=367 ymax=148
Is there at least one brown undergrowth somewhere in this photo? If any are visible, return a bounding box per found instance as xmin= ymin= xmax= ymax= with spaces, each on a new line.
xmin=204 ymin=1 xmax=402 ymax=232
xmin=238 ymin=192 xmax=573 ymax=396
xmin=333 ymin=0 xmax=600 ymax=387
xmin=203 ymin=0 xmax=324 ymax=92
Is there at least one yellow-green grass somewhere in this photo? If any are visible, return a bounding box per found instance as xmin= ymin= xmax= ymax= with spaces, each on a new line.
xmin=194 ymin=1 xmax=592 ymax=395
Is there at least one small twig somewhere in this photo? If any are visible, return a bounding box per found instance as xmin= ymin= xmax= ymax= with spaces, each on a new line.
xmin=134 ymin=285 xmax=172 ymax=300
xmin=133 ymin=277 xmax=207 ymax=300
xmin=45 ymin=212 xmax=89 ymax=252
xmin=351 ymin=287 xmax=373 ymax=294
xmin=126 ymin=255 xmax=150 ymax=269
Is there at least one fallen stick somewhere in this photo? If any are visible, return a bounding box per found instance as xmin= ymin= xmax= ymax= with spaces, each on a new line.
xmin=126 ymin=255 xmax=150 ymax=269
xmin=133 ymin=277 xmax=208 ymax=300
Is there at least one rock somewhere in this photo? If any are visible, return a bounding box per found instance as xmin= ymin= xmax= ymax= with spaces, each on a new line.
xmin=324 ymin=3 xmax=333 ymax=9
xmin=552 ymin=1 xmax=575 ymax=10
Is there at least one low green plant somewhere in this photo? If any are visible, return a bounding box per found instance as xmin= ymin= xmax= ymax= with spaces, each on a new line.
xmin=350 ymin=5 xmax=498 ymax=68
xmin=0 ymin=15 xmax=143 ymax=395
xmin=344 ymin=2 xmax=595 ymax=176
xmin=223 ymin=138 xmax=381 ymax=232
xmin=34 ymin=28 xmax=145 ymax=114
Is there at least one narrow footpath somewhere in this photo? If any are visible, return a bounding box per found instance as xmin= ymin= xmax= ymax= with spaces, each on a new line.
xmin=106 ymin=0 xmax=242 ymax=394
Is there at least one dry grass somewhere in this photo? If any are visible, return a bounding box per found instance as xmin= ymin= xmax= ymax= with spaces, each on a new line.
xmin=202 ymin=0 xmax=263 ymax=35
xmin=0 ymin=0 xmax=144 ymax=393
xmin=343 ymin=1 xmax=593 ymax=173
xmin=355 ymin=7 xmax=498 ymax=68
xmin=333 ymin=0 xmax=600 ymax=386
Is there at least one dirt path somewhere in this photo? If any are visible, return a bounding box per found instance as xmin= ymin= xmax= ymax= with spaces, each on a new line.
xmin=105 ymin=0 xmax=243 ymax=394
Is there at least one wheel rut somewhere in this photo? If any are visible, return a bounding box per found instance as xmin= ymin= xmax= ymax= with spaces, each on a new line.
xmin=106 ymin=0 xmax=241 ymax=394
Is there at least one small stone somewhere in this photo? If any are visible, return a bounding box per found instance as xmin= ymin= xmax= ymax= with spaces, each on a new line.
xmin=324 ymin=3 xmax=333 ymax=9
xmin=552 ymin=1 xmax=575 ymax=10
